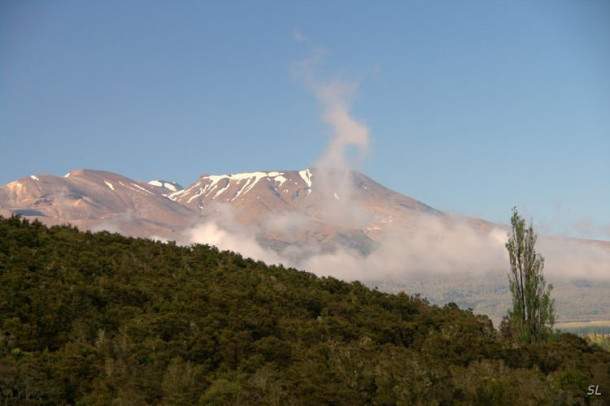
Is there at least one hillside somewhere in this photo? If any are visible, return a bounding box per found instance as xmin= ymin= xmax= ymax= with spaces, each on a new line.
xmin=0 ymin=216 xmax=608 ymax=405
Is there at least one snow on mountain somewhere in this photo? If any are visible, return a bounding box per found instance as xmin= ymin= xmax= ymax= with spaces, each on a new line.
xmin=148 ymin=179 xmax=184 ymax=195
xmin=0 ymin=167 xmax=449 ymax=253
xmin=0 ymin=169 xmax=194 ymax=238
xmin=169 ymin=170 xmax=313 ymax=207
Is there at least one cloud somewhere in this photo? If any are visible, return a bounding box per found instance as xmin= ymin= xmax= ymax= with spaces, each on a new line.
xmin=90 ymin=210 xmax=138 ymax=234
xmin=292 ymin=40 xmax=368 ymax=171
xmin=300 ymin=214 xmax=509 ymax=280
xmin=293 ymin=30 xmax=309 ymax=43
xmin=185 ymin=204 xmax=283 ymax=265
xmin=538 ymin=237 xmax=610 ymax=280
xmin=181 ymin=39 xmax=610 ymax=300
xmin=536 ymin=204 xmax=610 ymax=241
xmin=315 ymin=81 xmax=369 ymax=170
xmin=291 ymin=41 xmax=373 ymax=230
xmin=187 ymin=221 xmax=281 ymax=264
xmin=572 ymin=219 xmax=610 ymax=240
xmin=183 ymin=207 xmax=513 ymax=281
xmin=183 ymin=205 xmax=610 ymax=287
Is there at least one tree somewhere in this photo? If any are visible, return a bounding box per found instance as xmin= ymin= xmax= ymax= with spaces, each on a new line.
xmin=504 ymin=208 xmax=555 ymax=344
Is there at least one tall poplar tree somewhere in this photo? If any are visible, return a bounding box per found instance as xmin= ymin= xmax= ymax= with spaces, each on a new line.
xmin=505 ymin=208 xmax=555 ymax=344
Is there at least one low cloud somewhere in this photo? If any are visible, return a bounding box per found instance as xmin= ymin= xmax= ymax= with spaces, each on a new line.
xmin=90 ymin=210 xmax=139 ymax=235
xmin=299 ymin=215 xmax=509 ymax=281
xmin=182 ymin=38 xmax=610 ymax=289
xmin=186 ymin=221 xmax=282 ymax=265
xmin=183 ymin=208 xmax=610 ymax=286
xmin=539 ymin=237 xmax=610 ymax=280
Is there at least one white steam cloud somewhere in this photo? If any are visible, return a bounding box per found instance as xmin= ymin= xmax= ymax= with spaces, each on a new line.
xmin=183 ymin=42 xmax=509 ymax=278
xmin=182 ymin=38 xmax=610 ymax=319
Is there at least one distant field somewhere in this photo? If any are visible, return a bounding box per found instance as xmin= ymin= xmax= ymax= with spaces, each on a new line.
xmin=555 ymin=320 xmax=610 ymax=335
xmin=373 ymin=272 xmax=610 ymax=329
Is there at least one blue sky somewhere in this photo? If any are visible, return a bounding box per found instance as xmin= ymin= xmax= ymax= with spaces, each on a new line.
xmin=1 ymin=1 xmax=609 ymax=240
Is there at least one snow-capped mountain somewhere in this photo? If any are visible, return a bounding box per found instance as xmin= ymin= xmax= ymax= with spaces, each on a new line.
xmin=166 ymin=168 xmax=465 ymax=253
xmin=0 ymin=167 xmax=456 ymax=251
xmin=0 ymin=169 xmax=195 ymax=238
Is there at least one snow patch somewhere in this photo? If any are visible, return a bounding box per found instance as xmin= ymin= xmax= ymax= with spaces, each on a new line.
xmin=273 ymin=175 xmax=288 ymax=186
xmin=176 ymin=182 xmax=200 ymax=197
xmin=232 ymin=173 xmax=266 ymax=198
xmin=187 ymin=190 xmax=203 ymax=204
xmin=117 ymin=181 xmax=150 ymax=195
xmin=298 ymin=169 xmax=313 ymax=194
xmin=132 ymin=183 xmax=153 ymax=195
xmin=175 ymin=171 xmax=304 ymax=202
xmin=298 ymin=169 xmax=312 ymax=189
xmin=231 ymin=177 xmax=257 ymax=201
xmin=164 ymin=183 xmax=178 ymax=192
xmin=334 ymin=192 xmax=340 ymax=200
xmin=202 ymin=171 xmax=286 ymax=201
xmin=206 ymin=175 xmax=230 ymax=192
xmin=148 ymin=180 xmax=180 ymax=192
xmin=212 ymin=179 xmax=232 ymax=199
xmin=30 ymin=175 xmax=39 ymax=181
xmin=104 ymin=181 xmax=115 ymax=191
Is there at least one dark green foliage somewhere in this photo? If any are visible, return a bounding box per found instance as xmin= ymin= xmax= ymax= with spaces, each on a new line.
xmin=0 ymin=215 xmax=608 ymax=405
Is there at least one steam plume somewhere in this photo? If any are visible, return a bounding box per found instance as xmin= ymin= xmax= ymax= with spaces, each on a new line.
xmin=182 ymin=39 xmax=610 ymax=322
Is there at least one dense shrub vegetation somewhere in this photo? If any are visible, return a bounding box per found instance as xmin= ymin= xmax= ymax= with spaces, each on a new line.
xmin=0 ymin=216 xmax=608 ymax=405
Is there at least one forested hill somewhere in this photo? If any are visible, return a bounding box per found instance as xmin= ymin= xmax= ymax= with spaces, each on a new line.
xmin=0 ymin=216 xmax=608 ymax=405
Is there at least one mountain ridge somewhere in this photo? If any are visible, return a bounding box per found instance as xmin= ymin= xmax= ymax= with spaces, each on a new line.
xmin=0 ymin=167 xmax=452 ymax=240
xmin=2 ymin=167 xmax=607 ymax=246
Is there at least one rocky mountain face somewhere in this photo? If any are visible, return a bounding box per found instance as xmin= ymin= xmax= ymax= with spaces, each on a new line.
xmin=169 ymin=168 xmax=458 ymax=252
xmin=0 ymin=169 xmax=195 ymax=238
xmin=0 ymin=168 xmax=460 ymax=250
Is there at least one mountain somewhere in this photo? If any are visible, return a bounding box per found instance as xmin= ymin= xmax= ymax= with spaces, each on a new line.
xmin=0 ymin=169 xmax=195 ymax=238
xmin=169 ymin=168 xmax=454 ymax=253
xmin=0 ymin=168 xmax=458 ymax=251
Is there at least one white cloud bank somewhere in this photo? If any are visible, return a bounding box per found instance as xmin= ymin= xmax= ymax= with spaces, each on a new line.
xmin=182 ymin=37 xmax=610 ymax=286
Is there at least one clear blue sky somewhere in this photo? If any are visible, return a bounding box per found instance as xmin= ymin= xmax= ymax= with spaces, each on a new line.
xmin=2 ymin=1 xmax=609 ymax=240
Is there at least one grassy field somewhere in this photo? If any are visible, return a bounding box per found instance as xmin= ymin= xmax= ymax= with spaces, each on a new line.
xmin=555 ymin=320 xmax=610 ymax=335
xmin=372 ymin=272 xmax=610 ymax=328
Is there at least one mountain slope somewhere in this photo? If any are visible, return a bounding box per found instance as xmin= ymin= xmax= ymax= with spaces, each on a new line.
xmin=168 ymin=168 xmax=455 ymax=252
xmin=0 ymin=168 xmax=455 ymax=250
xmin=0 ymin=169 xmax=195 ymax=238
xmin=171 ymin=168 xmax=440 ymax=221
